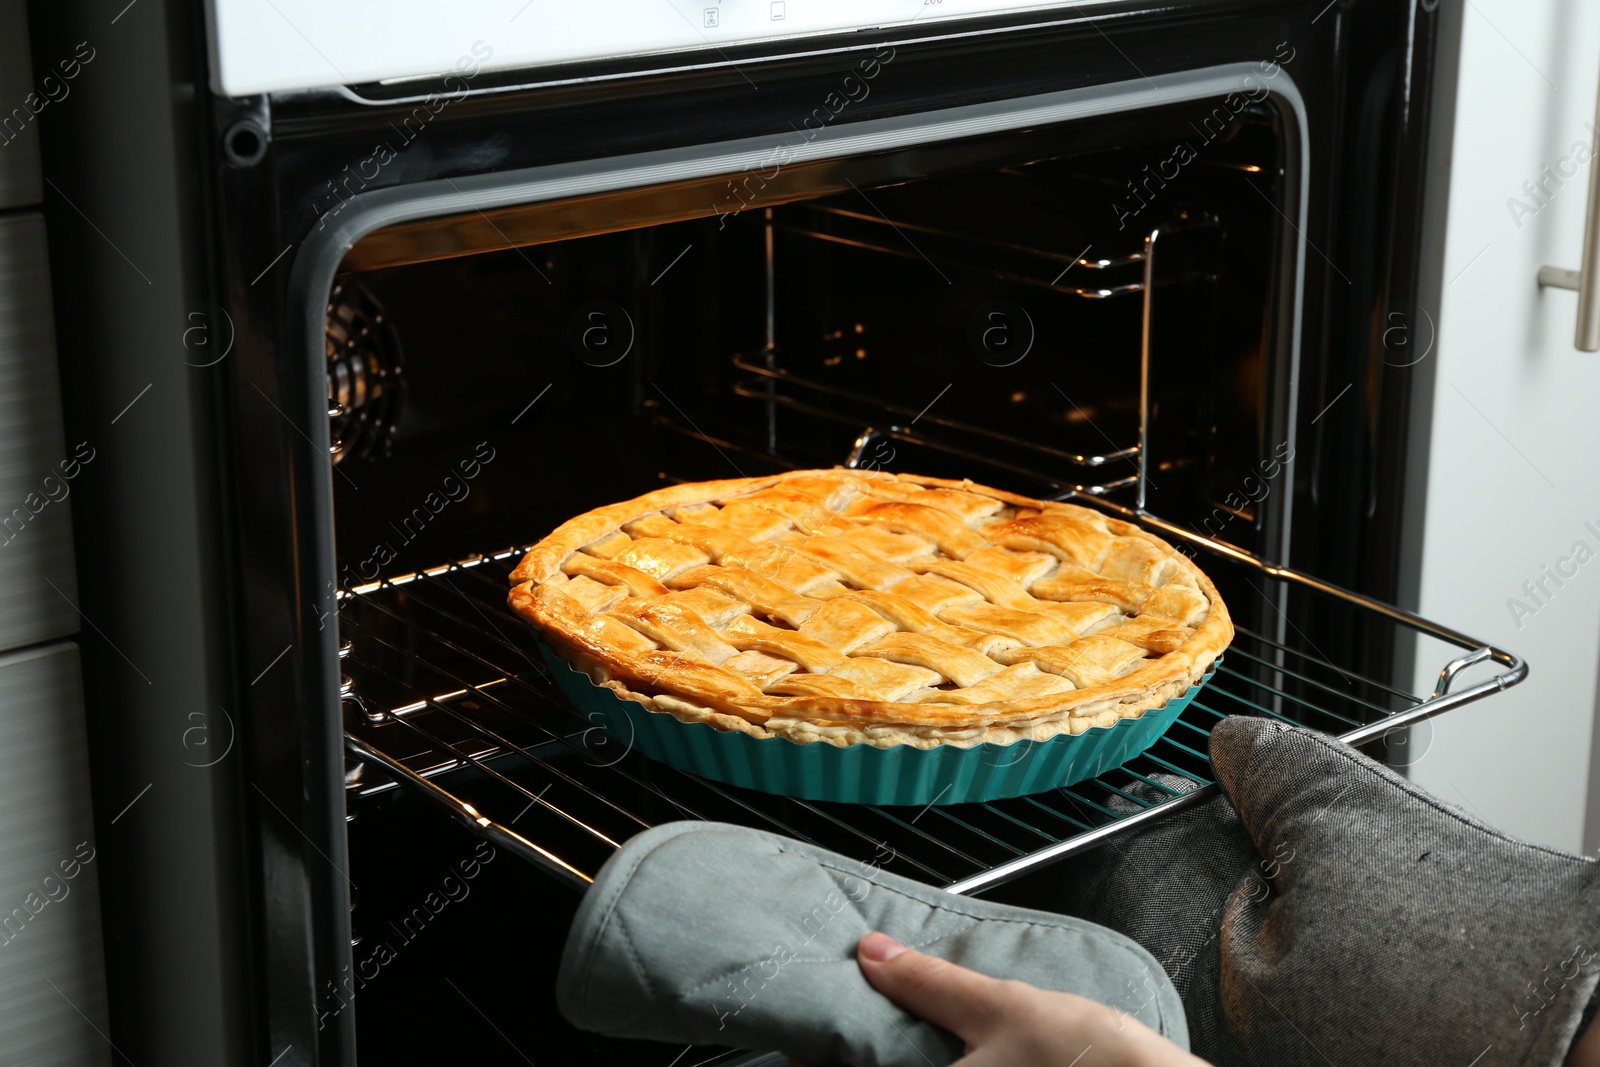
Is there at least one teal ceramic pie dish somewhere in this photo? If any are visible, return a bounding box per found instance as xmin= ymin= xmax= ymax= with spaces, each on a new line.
xmin=537 ymin=637 xmax=1218 ymax=806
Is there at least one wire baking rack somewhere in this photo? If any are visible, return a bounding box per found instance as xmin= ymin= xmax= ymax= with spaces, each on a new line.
xmin=339 ymin=503 xmax=1525 ymax=898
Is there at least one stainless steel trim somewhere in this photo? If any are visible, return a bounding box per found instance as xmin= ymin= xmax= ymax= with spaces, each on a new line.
xmin=1537 ymin=69 xmax=1600 ymax=350
xmin=333 ymin=2 xmax=1139 ymax=105
xmin=1137 ymin=226 xmax=1159 ymax=511
xmin=1538 ymin=265 xmax=1582 ymax=291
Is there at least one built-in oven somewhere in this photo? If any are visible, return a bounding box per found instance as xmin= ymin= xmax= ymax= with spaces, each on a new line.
xmin=27 ymin=0 xmax=1525 ymax=1063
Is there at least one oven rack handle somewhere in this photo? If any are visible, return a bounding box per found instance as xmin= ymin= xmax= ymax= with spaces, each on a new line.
xmin=1102 ymin=500 xmax=1527 ymax=744
xmin=945 ymin=620 xmax=1522 ymax=898
xmin=941 ymin=653 xmax=1517 ymax=897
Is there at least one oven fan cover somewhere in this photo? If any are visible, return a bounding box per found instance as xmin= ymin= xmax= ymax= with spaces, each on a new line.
xmin=326 ymin=278 xmax=403 ymax=464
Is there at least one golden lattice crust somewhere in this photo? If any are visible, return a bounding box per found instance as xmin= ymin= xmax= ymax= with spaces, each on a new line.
xmin=508 ymin=470 xmax=1233 ymax=748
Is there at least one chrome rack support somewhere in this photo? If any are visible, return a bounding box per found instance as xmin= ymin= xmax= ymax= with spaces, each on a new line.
xmin=942 ymin=524 xmax=1528 ymax=897
xmin=344 ymin=734 xmax=594 ymax=893
xmin=1093 ymin=499 xmax=1527 ymax=737
xmin=1137 ymin=226 xmax=1160 ymax=511
xmin=841 ymin=424 xmax=1136 ymax=496
xmin=732 ymin=353 xmax=1139 ymax=468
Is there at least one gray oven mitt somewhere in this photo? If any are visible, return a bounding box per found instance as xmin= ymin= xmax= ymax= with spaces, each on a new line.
xmin=1041 ymin=767 xmax=1257 ymax=1058
xmin=555 ymin=819 xmax=1188 ymax=1066
xmin=1043 ymin=716 xmax=1600 ymax=1066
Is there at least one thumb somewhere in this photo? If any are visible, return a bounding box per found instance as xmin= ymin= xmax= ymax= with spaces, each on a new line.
xmin=856 ymin=932 xmax=1008 ymax=1043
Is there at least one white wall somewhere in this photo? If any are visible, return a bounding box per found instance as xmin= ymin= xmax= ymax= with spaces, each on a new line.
xmin=1410 ymin=0 xmax=1600 ymax=853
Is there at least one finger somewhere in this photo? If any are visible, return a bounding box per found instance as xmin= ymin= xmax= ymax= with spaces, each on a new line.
xmin=856 ymin=932 xmax=1009 ymax=1043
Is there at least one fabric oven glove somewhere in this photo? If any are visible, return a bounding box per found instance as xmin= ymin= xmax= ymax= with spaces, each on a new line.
xmin=555 ymin=819 xmax=1189 ymax=1066
xmin=1038 ymin=715 xmax=1600 ymax=1066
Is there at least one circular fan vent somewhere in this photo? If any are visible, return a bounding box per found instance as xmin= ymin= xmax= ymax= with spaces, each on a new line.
xmin=326 ymin=278 xmax=403 ymax=464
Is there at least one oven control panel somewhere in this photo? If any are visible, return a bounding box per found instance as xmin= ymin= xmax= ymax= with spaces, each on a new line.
xmin=207 ymin=0 xmax=1095 ymax=96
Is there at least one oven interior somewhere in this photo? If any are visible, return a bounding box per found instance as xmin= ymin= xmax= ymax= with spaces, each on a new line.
xmin=325 ymin=100 xmax=1510 ymax=1062
xmin=329 ymin=102 xmax=1287 ymax=582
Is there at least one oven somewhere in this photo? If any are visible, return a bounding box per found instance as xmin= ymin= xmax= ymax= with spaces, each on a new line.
xmin=26 ymin=0 xmax=1526 ymax=1063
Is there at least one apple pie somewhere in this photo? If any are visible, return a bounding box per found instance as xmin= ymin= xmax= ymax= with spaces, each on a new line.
xmin=509 ymin=470 xmax=1232 ymax=748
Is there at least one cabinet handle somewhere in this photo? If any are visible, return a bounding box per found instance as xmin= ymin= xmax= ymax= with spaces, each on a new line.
xmin=1537 ymin=79 xmax=1600 ymax=350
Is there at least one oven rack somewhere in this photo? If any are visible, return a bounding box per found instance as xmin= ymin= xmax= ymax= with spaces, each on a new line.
xmin=775 ymin=203 xmax=1146 ymax=300
xmin=775 ymin=198 xmax=1219 ymax=306
xmin=339 ymin=523 xmax=1525 ymax=899
xmin=708 ymin=210 xmax=1217 ymax=502
xmin=730 ymin=351 xmax=1139 ymax=476
xmin=646 ymin=371 xmax=1138 ymax=500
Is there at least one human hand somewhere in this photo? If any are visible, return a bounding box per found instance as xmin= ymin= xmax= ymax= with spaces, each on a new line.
xmin=792 ymin=931 xmax=1208 ymax=1067
xmin=1568 ymin=1014 xmax=1600 ymax=1067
